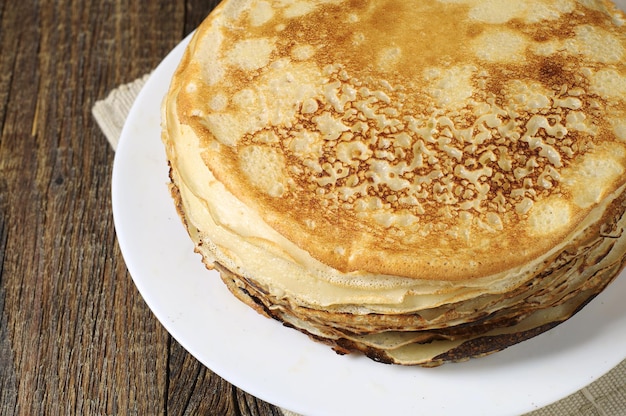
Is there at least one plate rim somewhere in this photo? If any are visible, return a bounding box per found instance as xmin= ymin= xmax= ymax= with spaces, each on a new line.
xmin=111 ymin=33 xmax=626 ymax=416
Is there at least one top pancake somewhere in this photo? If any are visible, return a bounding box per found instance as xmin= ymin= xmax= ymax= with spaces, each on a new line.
xmin=170 ymin=0 xmax=626 ymax=281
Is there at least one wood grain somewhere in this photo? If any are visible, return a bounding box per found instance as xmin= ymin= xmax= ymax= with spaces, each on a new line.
xmin=0 ymin=1 xmax=282 ymax=414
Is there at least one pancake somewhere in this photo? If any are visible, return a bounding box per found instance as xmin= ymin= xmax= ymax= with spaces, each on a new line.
xmin=162 ymin=0 xmax=626 ymax=366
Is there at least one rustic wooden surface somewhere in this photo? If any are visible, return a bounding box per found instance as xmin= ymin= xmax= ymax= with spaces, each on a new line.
xmin=0 ymin=1 xmax=282 ymax=414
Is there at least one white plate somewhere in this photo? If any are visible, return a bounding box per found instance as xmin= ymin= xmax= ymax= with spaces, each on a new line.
xmin=112 ymin=34 xmax=626 ymax=416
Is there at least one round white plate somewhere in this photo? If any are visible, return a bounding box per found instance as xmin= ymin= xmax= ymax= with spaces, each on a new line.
xmin=112 ymin=35 xmax=626 ymax=416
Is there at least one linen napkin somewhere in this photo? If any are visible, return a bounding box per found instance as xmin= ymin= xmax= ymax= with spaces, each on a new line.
xmin=94 ymin=76 xmax=626 ymax=416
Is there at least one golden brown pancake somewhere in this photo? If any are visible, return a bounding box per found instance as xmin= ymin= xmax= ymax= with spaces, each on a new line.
xmin=162 ymin=0 xmax=626 ymax=365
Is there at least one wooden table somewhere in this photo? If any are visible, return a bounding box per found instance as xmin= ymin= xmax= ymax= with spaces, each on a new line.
xmin=0 ymin=1 xmax=281 ymax=414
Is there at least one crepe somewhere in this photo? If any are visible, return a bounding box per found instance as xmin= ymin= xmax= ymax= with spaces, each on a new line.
xmin=162 ymin=0 xmax=626 ymax=366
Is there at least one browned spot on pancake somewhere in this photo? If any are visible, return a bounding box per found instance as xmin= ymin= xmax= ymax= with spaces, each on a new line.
xmin=538 ymin=59 xmax=566 ymax=86
xmin=466 ymin=24 xmax=484 ymax=38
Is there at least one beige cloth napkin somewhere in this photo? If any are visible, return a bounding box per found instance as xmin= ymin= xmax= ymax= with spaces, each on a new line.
xmin=93 ymin=76 xmax=626 ymax=416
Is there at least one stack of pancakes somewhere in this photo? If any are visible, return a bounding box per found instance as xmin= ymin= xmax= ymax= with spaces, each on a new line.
xmin=161 ymin=0 xmax=626 ymax=366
